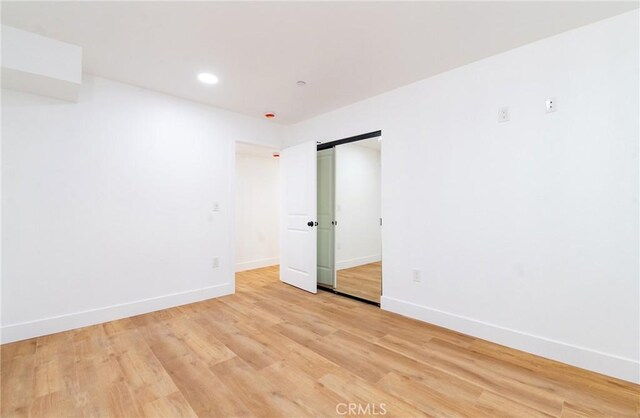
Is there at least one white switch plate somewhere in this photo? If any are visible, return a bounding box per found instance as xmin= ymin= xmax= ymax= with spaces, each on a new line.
xmin=212 ymin=202 xmax=220 ymax=212
xmin=412 ymin=269 xmax=421 ymax=283
xmin=212 ymin=257 xmax=219 ymax=268
xmin=545 ymin=98 xmax=557 ymax=113
xmin=498 ymin=107 xmax=510 ymax=123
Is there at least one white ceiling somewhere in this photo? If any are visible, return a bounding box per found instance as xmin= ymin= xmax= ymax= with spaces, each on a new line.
xmin=2 ymin=2 xmax=637 ymax=125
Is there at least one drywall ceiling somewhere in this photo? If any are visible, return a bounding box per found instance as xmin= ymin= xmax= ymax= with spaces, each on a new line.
xmin=2 ymin=1 xmax=637 ymax=124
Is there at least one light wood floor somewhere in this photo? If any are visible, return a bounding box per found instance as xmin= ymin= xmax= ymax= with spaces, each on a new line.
xmin=2 ymin=266 xmax=638 ymax=417
xmin=336 ymin=261 xmax=382 ymax=303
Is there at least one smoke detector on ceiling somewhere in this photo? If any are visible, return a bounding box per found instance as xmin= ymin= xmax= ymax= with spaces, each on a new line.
xmin=264 ymin=112 xmax=276 ymax=119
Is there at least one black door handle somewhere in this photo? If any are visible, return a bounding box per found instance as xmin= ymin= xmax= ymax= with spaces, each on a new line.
xmin=307 ymin=221 xmax=314 ymax=227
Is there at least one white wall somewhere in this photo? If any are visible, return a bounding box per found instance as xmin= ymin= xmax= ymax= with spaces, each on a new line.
xmin=286 ymin=11 xmax=639 ymax=383
xmin=1 ymin=75 xmax=284 ymax=343
xmin=335 ymin=141 xmax=381 ymax=269
xmin=235 ymin=151 xmax=280 ymax=271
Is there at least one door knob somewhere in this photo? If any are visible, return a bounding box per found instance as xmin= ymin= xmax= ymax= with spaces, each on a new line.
xmin=307 ymin=221 xmax=314 ymax=227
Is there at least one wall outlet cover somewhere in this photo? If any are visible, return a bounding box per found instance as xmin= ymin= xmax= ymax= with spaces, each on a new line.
xmin=498 ymin=107 xmax=510 ymax=123
xmin=545 ymin=98 xmax=557 ymax=113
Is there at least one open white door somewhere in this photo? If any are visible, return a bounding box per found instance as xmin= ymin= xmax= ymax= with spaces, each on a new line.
xmin=280 ymin=140 xmax=317 ymax=293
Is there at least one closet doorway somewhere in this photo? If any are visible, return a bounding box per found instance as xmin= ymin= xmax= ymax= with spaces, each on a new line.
xmin=316 ymin=131 xmax=382 ymax=304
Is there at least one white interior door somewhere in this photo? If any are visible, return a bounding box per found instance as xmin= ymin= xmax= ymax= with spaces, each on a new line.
xmin=280 ymin=140 xmax=317 ymax=293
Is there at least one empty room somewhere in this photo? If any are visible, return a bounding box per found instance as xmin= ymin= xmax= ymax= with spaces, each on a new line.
xmin=1 ymin=1 xmax=639 ymax=417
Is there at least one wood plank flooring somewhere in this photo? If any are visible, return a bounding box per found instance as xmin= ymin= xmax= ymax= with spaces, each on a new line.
xmin=2 ymin=265 xmax=638 ymax=417
xmin=336 ymin=261 xmax=382 ymax=303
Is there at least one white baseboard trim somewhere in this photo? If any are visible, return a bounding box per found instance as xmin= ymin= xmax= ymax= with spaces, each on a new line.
xmin=336 ymin=254 xmax=381 ymax=270
xmin=235 ymin=257 xmax=279 ymax=272
xmin=381 ymin=295 xmax=640 ymax=384
xmin=1 ymin=283 xmax=234 ymax=344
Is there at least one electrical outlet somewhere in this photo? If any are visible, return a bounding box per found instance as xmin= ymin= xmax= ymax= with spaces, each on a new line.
xmin=212 ymin=202 xmax=220 ymax=212
xmin=412 ymin=269 xmax=421 ymax=283
xmin=212 ymin=257 xmax=219 ymax=268
xmin=545 ymin=98 xmax=557 ymax=113
xmin=498 ymin=107 xmax=510 ymax=123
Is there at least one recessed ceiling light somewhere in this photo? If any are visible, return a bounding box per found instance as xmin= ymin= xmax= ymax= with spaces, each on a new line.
xmin=198 ymin=72 xmax=218 ymax=84
xmin=296 ymin=80 xmax=307 ymax=86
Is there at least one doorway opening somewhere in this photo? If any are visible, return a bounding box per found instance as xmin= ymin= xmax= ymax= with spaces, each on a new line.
xmin=235 ymin=142 xmax=281 ymax=272
xmin=316 ymin=131 xmax=382 ymax=305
